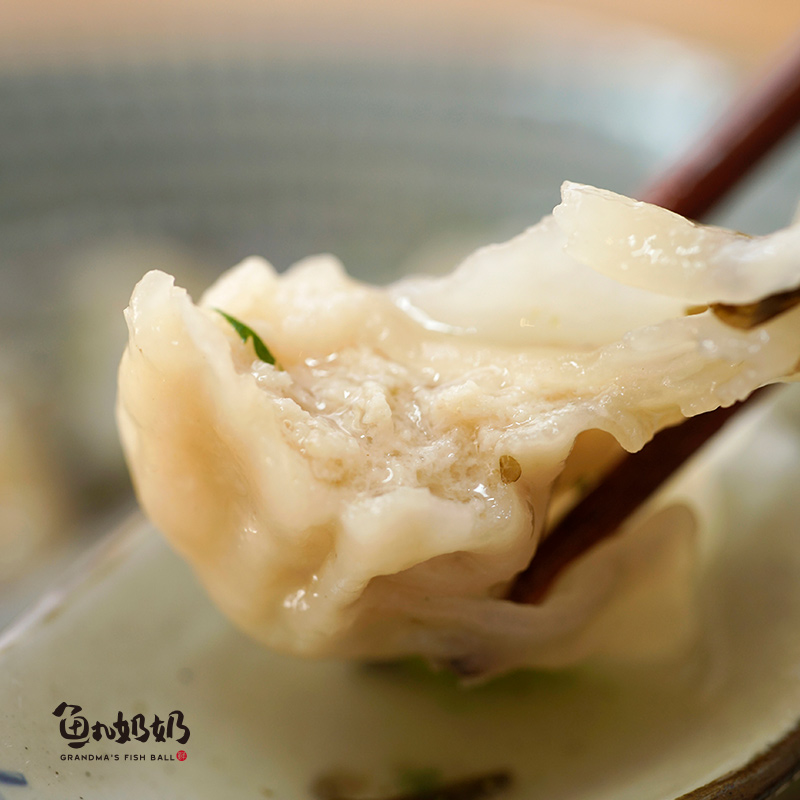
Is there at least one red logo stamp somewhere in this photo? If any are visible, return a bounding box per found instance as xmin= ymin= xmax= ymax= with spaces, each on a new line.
xmin=176 ymin=751 xmax=187 ymax=762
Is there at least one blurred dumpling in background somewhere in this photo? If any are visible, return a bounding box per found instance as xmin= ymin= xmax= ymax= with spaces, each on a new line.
xmin=0 ymin=366 xmax=70 ymax=584
xmin=0 ymin=238 xmax=213 ymax=624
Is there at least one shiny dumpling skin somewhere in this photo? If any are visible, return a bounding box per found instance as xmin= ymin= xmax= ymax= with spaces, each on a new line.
xmin=117 ymin=183 xmax=800 ymax=678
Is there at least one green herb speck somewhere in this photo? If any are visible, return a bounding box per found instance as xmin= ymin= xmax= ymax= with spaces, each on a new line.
xmin=214 ymin=309 xmax=276 ymax=366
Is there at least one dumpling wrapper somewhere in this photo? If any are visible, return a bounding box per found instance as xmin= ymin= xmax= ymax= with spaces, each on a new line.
xmin=117 ymin=183 xmax=800 ymax=678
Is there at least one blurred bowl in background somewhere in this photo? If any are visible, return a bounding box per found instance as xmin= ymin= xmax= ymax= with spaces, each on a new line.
xmin=2 ymin=2 xmax=800 ymax=618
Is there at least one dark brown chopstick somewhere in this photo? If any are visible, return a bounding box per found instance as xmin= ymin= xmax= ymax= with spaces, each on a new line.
xmin=640 ymin=31 xmax=800 ymax=219
xmin=507 ymin=396 xmax=761 ymax=604
xmin=510 ymin=33 xmax=800 ymax=605
xmin=711 ymin=285 xmax=800 ymax=329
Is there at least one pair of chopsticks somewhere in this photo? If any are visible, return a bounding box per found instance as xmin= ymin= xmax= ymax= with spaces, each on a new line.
xmin=510 ymin=33 xmax=800 ymax=605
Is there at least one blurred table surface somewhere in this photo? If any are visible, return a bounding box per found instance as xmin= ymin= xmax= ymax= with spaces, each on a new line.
xmin=3 ymin=0 xmax=800 ymax=70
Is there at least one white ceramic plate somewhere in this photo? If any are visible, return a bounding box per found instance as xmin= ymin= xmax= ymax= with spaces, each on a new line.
xmin=3 ymin=384 xmax=800 ymax=799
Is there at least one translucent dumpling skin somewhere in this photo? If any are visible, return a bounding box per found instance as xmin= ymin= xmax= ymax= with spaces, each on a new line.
xmin=117 ymin=184 xmax=800 ymax=678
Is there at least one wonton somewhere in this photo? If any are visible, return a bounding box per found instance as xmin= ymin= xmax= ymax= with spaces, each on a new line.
xmin=117 ymin=184 xmax=800 ymax=678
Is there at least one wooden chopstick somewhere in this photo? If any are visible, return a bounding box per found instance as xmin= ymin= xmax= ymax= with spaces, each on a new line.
xmin=509 ymin=33 xmax=800 ymax=605
xmin=640 ymin=31 xmax=800 ymax=218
